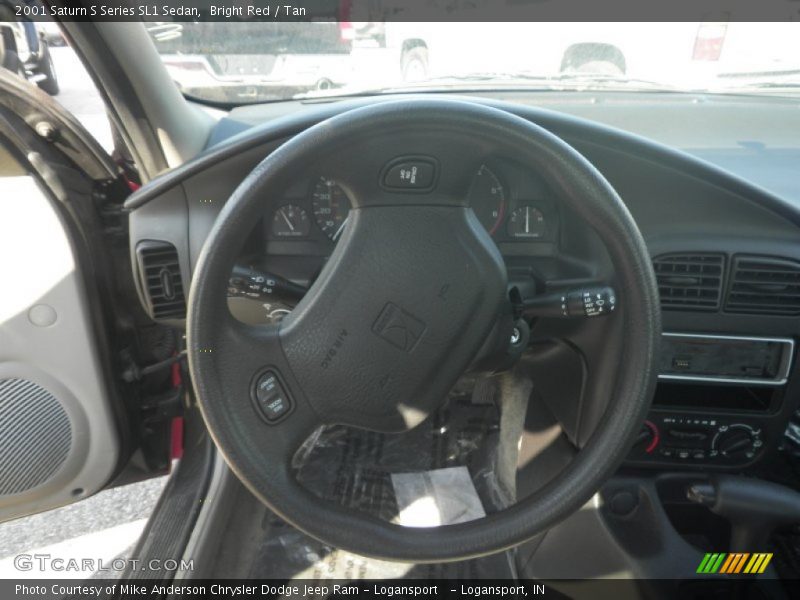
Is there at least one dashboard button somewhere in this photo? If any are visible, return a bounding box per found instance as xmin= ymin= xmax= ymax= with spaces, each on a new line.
xmin=261 ymin=394 xmax=290 ymax=421
xmin=254 ymin=371 xmax=292 ymax=422
xmin=382 ymin=158 xmax=436 ymax=190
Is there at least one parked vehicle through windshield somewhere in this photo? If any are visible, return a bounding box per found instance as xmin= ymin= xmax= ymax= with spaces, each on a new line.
xmin=145 ymin=21 xmax=800 ymax=104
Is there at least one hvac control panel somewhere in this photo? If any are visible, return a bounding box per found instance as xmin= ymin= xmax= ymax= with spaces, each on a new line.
xmin=628 ymin=413 xmax=765 ymax=467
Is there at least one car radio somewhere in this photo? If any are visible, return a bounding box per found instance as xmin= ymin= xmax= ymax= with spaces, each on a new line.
xmin=626 ymin=333 xmax=794 ymax=468
xmin=659 ymin=333 xmax=793 ymax=385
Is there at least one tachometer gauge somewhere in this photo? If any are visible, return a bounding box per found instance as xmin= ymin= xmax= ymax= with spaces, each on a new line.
xmin=271 ymin=204 xmax=310 ymax=238
xmin=311 ymin=177 xmax=353 ymax=241
xmin=508 ymin=205 xmax=546 ymax=239
xmin=466 ymin=165 xmax=506 ymax=236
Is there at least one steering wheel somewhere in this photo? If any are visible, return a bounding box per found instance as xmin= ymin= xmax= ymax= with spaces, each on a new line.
xmin=187 ymin=99 xmax=660 ymax=562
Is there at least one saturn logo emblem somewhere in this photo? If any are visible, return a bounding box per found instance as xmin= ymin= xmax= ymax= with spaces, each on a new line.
xmin=372 ymin=302 xmax=426 ymax=353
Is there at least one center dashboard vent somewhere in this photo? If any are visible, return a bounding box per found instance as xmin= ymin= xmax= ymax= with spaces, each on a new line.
xmin=725 ymin=255 xmax=800 ymax=316
xmin=135 ymin=241 xmax=186 ymax=320
xmin=652 ymin=253 xmax=724 ymax=311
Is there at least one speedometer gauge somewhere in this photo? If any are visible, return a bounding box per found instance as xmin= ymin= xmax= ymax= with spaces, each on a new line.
xmin=466 ymin=165 xmax=506 ymax=236
xmin=311 ymin=177 xmax=352 ymax=241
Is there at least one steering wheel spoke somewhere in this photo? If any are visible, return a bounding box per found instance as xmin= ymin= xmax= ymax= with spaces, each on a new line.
xmin=191 ymin=318 xmax=324 ymax=474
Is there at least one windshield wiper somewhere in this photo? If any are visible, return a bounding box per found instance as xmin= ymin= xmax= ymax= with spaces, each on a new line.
xmin=295 ymin=71 xmax=678 ymax=100
xmin=714 ymin=75 xmax=800 ymax=95
xmin=733 ymin=81 xmax=800 ymax=89
xmin=718 ymin=68 xmax=800 ymax=80
xmin=709 ymin=68 xmax=800 ymax=94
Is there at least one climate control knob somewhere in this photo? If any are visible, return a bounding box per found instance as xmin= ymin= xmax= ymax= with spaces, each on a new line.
xmin=711 ymin=424 xmax=763 ymax=460
xmin=634 ymin=420 xmax=659 ymax=454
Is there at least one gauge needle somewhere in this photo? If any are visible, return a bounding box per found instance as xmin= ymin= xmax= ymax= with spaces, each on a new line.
xmin=279 ymin=208 xmax=295 ymax=232
xmin=525 ymin=206 xmax=530 ymax=233
xmin=332 ymin=215 xmax=349 ymax=241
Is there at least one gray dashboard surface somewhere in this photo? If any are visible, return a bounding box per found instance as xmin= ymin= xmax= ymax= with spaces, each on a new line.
xmin=209 ymin=91 xmax=800 ymax=208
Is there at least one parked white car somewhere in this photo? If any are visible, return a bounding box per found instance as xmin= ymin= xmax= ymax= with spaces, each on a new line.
xmin=347 ymin=21 xmax=800 ymax=91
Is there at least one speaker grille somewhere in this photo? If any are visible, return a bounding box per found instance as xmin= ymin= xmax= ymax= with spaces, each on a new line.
xmin=0 ymin=378 xmax=72 ymax=496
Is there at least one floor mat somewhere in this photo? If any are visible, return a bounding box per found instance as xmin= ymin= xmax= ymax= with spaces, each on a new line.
xmin=247 ymin=394 xmax=517 ymax=580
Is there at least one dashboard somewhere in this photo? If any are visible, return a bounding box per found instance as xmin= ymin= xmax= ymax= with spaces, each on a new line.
xmin=125 ymin=92 xmax=800 ymax=482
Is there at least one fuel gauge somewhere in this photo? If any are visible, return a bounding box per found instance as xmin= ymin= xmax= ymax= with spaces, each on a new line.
xmin=508 ymin=205 xmax=546 ymax=239
xmin=271 ymin=204 xmax=311 ymax=238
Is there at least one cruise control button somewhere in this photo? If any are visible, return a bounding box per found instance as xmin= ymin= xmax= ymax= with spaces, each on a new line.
xmin=255 ymin=373 xmax=278 ymax=401
xmin=261 ymin=394 xmax=290 ymax=421
xmin=254 ymin=371 xmax=292 ymax=422
xmin=383 ymin=158 xmax=436 ymax=190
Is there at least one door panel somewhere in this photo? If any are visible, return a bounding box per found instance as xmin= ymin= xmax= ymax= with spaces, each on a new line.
xmin=0 ymin=156 xmax=119 ymax=521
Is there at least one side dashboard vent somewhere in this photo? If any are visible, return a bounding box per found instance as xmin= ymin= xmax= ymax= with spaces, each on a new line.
xmin=725 ymin=255 xmax=800 ymax=316
xmin=652 ymin=253 xmax=724 ymax=311
xmin=136 ymin=241 xmax=186 ymax=320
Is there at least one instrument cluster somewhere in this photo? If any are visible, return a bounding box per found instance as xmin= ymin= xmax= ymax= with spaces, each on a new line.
xmin=264 ymin=163 xmax=559 ymax=253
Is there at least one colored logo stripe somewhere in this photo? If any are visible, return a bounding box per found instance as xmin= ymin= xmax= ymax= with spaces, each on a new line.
xmin=697 ymin=553 xmax=726 ymax=573
xmin=723 ymin=553 xmax=750 ymax=574
xmin=697 ymin=553 xmax=773 ymax=574
xmin=744 ymin=553 xmax=773 ymax=574
xmin=719 ymin=553 xmax=737 ymax=573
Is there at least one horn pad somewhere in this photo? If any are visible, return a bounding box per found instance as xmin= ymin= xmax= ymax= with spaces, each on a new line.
xmin=279 ymin=204 xmax=506 ymax=432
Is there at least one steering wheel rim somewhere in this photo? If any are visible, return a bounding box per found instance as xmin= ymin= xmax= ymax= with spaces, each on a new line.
xmin=187 ymin=98 xmax=660 ymax=562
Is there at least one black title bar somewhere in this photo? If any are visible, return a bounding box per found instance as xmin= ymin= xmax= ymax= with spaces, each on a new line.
xmin=12 ymin=0 xmax=800 ymax=22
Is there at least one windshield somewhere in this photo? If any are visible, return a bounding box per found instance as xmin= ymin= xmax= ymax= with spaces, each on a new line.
xmin=146 ymin=22 xmax=800 ymax=104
